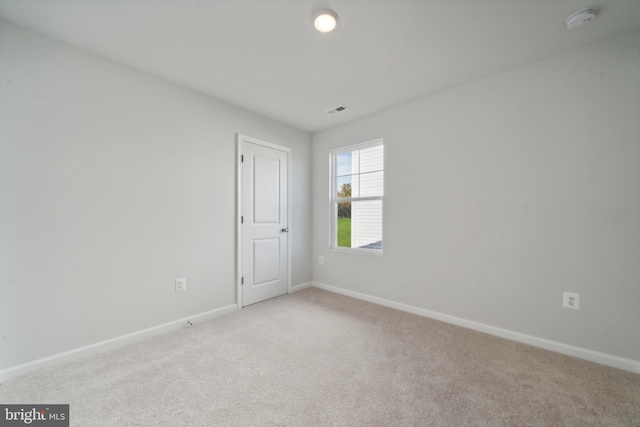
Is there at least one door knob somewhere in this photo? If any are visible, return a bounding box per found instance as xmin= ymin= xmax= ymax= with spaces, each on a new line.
xmin=281 ymin=228 xmax=289 ymax=232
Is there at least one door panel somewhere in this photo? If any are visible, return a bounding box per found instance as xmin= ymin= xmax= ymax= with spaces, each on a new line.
xmin=253 ymin=238 xmax=280 ymax=285
xmin=253 ymin=157 xmax=281 ymax=224
xmin=241 ymin=140 xmax=288 ymax=307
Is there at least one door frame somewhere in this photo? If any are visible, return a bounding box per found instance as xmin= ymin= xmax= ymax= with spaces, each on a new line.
xmin=236 ymin=134 xmax=292 ymax=309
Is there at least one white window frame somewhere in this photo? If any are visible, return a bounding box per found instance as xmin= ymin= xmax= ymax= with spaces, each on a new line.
xmin=330 ymin=138 xmax=384 ymax=255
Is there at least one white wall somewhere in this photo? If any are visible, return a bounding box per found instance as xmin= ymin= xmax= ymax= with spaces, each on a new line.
xmin=0 ymin=20 xmax=312 ymax=371
xmin=312 ymin=30 xmax=640 ymax=363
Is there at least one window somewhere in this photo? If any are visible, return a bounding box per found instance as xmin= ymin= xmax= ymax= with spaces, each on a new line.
xmin=331 ymin=139 xmax=384 ymax=253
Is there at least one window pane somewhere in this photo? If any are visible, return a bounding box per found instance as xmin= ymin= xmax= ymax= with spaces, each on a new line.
xmin=336 ymin=176 xmax=352 ymax=199
xmin=336 ymin=202 xmax=351 ymax=248
xmin=335 ymin=200 xmax=383 ymax=250
xmin=359 ymin=145 xmax=383 ymax=173
xmin=336 ymin=152 xmax=352 ymax=177
xmin=351 ymin=200 xmax=382 ymax=250
xmin=358 ymin=171 xmax=383 ymax=197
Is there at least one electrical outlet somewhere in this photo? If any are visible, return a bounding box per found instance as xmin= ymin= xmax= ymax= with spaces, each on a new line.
xmin=175 ymin=277 xmax=187 ymax=292
xmin=319 ymin=256 xmax=324 ymax=265
xmin=563 ymin=292 xmax=579 ymax=310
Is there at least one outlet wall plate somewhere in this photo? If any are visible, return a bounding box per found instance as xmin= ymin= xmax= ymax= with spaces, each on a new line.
xmin=175 ymin=277 xmax=187 ymax=292
xmin=563 ymin=292 xmax=579 ymax=310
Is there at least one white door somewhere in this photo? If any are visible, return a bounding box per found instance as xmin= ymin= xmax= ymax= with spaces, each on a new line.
xmin=240 ymin=138 xmax=289 ymax=307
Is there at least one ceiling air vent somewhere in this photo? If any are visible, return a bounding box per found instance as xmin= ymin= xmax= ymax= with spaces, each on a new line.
xmin=326 ymin=105 xmax=349 ymax=116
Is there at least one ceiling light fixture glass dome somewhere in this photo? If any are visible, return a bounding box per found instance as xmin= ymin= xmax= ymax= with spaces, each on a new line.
xmin=313 ymin=10 xmax=339 ymax=33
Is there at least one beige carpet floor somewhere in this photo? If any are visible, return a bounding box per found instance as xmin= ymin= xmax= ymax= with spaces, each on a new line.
xmin=1 ymin=287 xmax=639 ymax=426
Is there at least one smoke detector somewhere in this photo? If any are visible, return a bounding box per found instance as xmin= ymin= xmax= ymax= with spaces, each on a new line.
xmin=566 ymin=7 xmax=597 ymax=29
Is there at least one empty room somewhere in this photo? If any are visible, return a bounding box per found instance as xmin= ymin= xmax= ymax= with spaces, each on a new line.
xmin=1 ymin=0 xmax=639 ymax=425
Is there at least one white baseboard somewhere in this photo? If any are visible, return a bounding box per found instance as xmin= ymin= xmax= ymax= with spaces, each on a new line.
xmin=312 ymin=282 xmax=640 ymax=374
xmin=0 ymin=304 xmax=238 ymax=383
xmin=291 ymin=282 xmax=313 ymax=292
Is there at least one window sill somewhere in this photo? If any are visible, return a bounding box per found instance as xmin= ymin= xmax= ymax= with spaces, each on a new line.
xmin=331 ymin=247 xmax=383 ymax=256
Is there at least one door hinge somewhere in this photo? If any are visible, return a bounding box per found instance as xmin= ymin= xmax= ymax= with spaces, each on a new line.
xmin=241 ymin=155 xmax=244 ymax=162
xmin=241 ymin=277 xmax=244 ymax=285
xmin=241 ymin=216 xmax=244 ymax=224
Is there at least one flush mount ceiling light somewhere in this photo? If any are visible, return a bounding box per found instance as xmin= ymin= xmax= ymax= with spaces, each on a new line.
xmin=566 ymin=7 xmax=597 ymax=29
xmin=313 ymin=9 xmax=339 ymax=33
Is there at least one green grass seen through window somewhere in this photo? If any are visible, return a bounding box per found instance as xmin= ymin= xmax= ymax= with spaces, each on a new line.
xmin=337 ymin=217 xmax=351 ymax=247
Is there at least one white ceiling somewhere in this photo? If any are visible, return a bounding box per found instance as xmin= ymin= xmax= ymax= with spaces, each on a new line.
xmin=1 ymin=0 xmax=639 ymax=132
